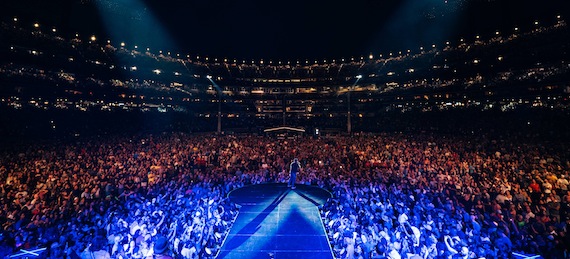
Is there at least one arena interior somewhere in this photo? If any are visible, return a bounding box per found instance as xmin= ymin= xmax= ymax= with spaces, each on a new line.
xmin=1 ymin=0 xmax=570 ymax=258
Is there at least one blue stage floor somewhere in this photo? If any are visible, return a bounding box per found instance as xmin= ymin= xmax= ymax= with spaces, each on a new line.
xmin=217 ymin=183 xmax=333 ymax=259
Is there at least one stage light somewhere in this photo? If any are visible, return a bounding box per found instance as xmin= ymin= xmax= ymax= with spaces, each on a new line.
xmin=356 ymin=75 xmax=363 ymax=79
xmin=34 ymin=23 xmax=39 ymax=28
xmin=206 ymin=75 xmax=213 ymax=79
xmin=52 ymin=28 xmax=57 ymax=33
xmin=91 ymin=35 xmax=97 ymax=41
xmin=369 ymin=54 xmax=373 ymax=59
xmin=13 ymin=17 xmax=18 ymax=22
xmin=94 ymin=0 xmax=175 ymax=66
xmin=120 ymin=42 xmax=125 ymax=47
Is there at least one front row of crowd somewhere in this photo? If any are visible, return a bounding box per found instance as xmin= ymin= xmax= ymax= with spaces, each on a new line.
xmin=0 ymin=133 xmax=569 ymax=258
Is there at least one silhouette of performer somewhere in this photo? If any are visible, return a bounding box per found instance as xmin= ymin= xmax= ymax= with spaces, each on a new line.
xmin=288 ymin=158 xmax=301 ymax=189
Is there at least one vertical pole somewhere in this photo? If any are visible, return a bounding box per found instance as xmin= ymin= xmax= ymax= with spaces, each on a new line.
xmin=282 ymin=95 xmax=286 ymax=126
xmin=348 ymin=75 xmax=361 ymax=134
xmin=217 ymin=95 xmax=221 ymax=134
xmin=347 ymin=88 xmax=351 ymax=134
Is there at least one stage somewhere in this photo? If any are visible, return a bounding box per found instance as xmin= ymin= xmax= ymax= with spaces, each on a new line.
xmin=217 ymin=183 xmax=333 ymax=259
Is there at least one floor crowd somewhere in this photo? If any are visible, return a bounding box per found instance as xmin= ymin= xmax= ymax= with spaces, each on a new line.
xmin=0 ymin=133 xmax=569 ymax=258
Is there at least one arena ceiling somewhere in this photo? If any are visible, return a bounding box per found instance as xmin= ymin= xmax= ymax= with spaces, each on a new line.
xmin=1 ymin=0 xmax=568 ymax=60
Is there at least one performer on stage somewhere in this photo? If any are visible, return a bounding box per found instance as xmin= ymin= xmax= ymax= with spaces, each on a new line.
xmin=288 ymin=158 xmax=301 ymax=189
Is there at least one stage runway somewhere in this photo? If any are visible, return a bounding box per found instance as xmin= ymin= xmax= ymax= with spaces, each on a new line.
xmin=217 ymin=183 xmax=333 ymax=259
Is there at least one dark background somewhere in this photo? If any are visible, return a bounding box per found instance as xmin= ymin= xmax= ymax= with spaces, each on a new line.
xmin=1 ymin=0 xmax=568 ymax=59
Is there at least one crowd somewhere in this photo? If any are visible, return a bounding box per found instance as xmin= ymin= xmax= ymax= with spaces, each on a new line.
xmin=317 ymin=135 xmax=570 ymax=259
xmin=0 ymin=132 xmax=569 ymax=258
xmin=0 ymin=133 xmax=245 ymax=259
